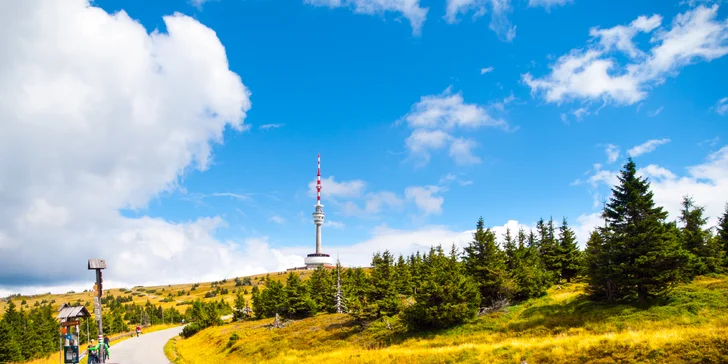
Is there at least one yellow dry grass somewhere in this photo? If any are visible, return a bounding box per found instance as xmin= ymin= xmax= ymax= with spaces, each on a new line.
xmin=170 ymin=275 xmax=728 ymax=364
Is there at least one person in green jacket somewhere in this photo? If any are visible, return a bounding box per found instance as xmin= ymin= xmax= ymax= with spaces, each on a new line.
xmin=88 ymin=339 xmax=110 ymax=363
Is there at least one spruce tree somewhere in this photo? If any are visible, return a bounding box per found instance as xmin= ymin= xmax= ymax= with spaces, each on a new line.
xmin=309 ymin=266 xmax=336 ymax=313
xmin=252 ymin=277 xmax=286 ymax=319
xmin=0 ymin=320 xmax=22 ymax=363
xmin=233 ymin=292 xmax=248 ymax=320
xmin=539 ymin=218 xmax=562 ymax=281
xmin=584 ymin=228 xmax=620 ymax=300
xmin=404 ymin=245 xmax=480 ymax=329
xmin=558 ymin=217 xmax=581 ymax=283
xmin=343 ymin=267 xmax=374 ymax=321
xmin=510 ymin=228 xmax=549 ymax=300
xmin=716 ymin=203 xmax=728 ymax=267
xmin=463 ymin=217 xmax=510 ymax=306
xmin=527 ymin=230 xmax=537 ymax=249
xmin=367 ymin=251 xmax=400 ymax=317
xmin=394 ymin=255 xmax=413 ymax=295
xmin=679 ymin=196 xmax=718 ymax=274
xmin=503 ymin=228 xmax=518 ymax=272
xmin=596 ymin=158 xmax=691 ymax=303
xmin=284 ymin=272 xmax=317 ymax=319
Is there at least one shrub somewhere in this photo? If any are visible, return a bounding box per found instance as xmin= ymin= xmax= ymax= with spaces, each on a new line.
xmin=226 ymin=332 xmax=240 ymax=348
xmin=180 ymin=323 xmax=201 ymax=338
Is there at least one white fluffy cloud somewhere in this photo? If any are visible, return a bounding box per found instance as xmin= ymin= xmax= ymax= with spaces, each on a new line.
xmin=303 ymin=0 xmax=429 ymax=35
xmin=583 ymin=145 xmax=728 ymax=228
xmin=439 ymin=173 xmax=474 ymax=186
xmin=714 ymin=97 xmax=728 ymax=115
xmin=523 ymin=5 xmax=728 ymax=107
xmin=604 ymin=144 xmax=620 ymax=163
xmin=310 ymin=176 xmax=449 ymax=217
xmin=445 ymin=0 xmax=517 ymax=41
xmin=400 ymin=87 xmax=508 ymax=166
xmin=449 ymin=137 xmax=482 ymax=165
xmin=189 ymin=0 xmax=212 ymax=9
xmin=481 ymin=66 xmax=495 ymax=74
xmin=0 ymin=0 xmax=321 ymax=293
xmin=308 ymin=176 xmax=366 ymax=199
xmin=572 ymin=212 xmax=604 ymax=247
xmin=404 ymin=186 xmax=445 ymax=215
xmin=445 ymin=0 xmax=571 ymax=41
xmin=628 ymin=138 xmax=671 ymax=157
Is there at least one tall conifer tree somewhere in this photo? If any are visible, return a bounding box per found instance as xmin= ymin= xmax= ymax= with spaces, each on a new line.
xmin=367 ymin=251 xmax=400 ymax=317
xmin=503 ymin=228 xmax=518 ymax=271
xmin=558 ymin=217 xmax=581 ymax=283
xmin=596 ymin=158 xmax=691 ymax=303
xmin=394 ymin=255 xmax=413 ymax=295
xmin=463 ymin=217 xmax=510 ymax=305
xmin=716 ymin=203 xmax=728 ymax=267
xmin=309 ymin=266 xmax=336 ymax=313
xmin=404 ymin=245 xmax=480 ymax=329
xmin=679 ymin=196 xmax=720 ymax=274
xmin=0 ymin=320 xmax=22 ymax=363
xmin=284 ymin=272 xmax=317 ymax=319
xmin=510 ymin=228 xmax=549 ymax=300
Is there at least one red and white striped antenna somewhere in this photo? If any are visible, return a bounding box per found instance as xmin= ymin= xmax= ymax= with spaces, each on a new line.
xmin=316 ymin=154 xmax=322 ymax=204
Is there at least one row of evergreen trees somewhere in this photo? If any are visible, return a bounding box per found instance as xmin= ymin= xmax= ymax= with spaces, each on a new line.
xmin=248 ymin=158 xmax=728 ymax=330
xmin=180 ymin=299 xmax=231 ymax=338
xmin=0 ymin=296 xmax=191 ymax=362
xmin=585 ymin=159 xmax=728 ymax=303
xmin=0 ymin=301 xmax=58 ymax=362
xmin=247 ymin=216 xmax=586 ymax=328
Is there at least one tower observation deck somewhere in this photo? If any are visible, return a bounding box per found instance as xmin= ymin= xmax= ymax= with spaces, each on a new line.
xmin=304 ymin=154 xmax=333 ymax=269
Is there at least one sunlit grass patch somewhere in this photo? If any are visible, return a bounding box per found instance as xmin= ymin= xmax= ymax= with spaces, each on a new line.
xmin=171 ymin=274 xmax=728 ymax=364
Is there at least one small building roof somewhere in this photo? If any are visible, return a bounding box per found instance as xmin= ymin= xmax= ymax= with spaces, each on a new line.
xmin=56 ymin=303 xmax=91 ymax=320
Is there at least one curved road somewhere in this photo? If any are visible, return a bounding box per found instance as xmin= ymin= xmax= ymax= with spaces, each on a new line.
xmin=108 ymin=326 xmax=183 ymax=364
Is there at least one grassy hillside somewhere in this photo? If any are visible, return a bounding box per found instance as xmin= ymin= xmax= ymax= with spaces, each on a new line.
xmin=168 ymin=275 xmax=728 ymax=363
xmin=0 ymin=271 xmax=309 ymax=318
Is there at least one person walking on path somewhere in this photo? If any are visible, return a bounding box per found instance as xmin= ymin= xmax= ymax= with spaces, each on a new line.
xmin=89 ymin=339 xmax=111 ymax=363
xmin=136 ymin=325 xmax=142 ymax=337
xmin=87 ymin=341 xmax=98 ymax=364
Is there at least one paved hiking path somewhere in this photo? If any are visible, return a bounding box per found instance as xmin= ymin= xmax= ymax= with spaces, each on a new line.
xmin=109 ymin=326 xmax=183 ymax=364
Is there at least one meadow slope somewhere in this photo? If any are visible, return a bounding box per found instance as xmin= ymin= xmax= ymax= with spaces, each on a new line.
xmin=0 ymin=271 xmax=304 ymax=319
xmin=169 ymin=275 xmax=728 ymax=364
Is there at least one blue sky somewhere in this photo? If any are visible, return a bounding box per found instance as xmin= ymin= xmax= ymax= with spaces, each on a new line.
xmin=0 ymin=0 xmax=726 ymax=294
xmin=112 ymin=0 xmax=726 ymax=246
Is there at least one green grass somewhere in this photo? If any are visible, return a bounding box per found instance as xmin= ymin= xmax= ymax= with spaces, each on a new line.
xmin=169 ymin=275 xmax=728 ymax=364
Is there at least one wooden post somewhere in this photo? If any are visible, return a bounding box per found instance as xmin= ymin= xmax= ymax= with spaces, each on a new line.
xmin=59 ymin=320 xmax=63 ymax=364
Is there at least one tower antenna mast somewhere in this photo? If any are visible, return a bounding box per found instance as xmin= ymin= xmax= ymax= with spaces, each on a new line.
xmin=317 ymin=154 xmax=322 ymax=205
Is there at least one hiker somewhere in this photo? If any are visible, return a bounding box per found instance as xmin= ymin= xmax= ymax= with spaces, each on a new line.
xmin=103 ymin=335 xmax=110 ymax=347
xmin=136 ymin=325 xmax=142 ymax=337
xmin=87 ymin=341 xmax=98 ymax=363
xmin=89 ymin=339 xmax=111 ymax=363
